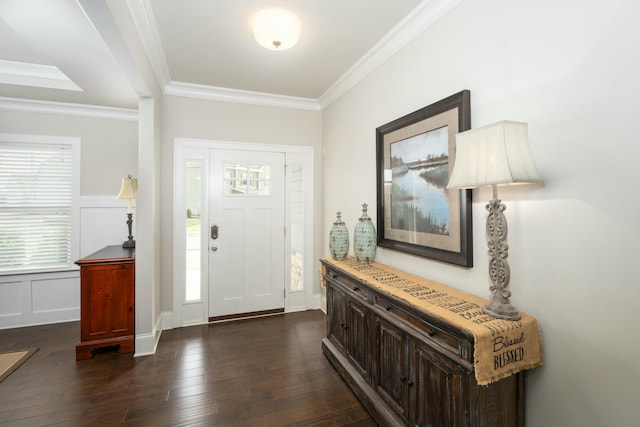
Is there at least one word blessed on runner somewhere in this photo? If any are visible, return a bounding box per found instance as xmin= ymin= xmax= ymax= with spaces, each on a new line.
xmin=492 ymin=332 xmax=526 ymax=370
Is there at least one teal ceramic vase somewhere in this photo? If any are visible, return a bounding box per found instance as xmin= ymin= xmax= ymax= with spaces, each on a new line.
xmin=354 ymin=203 xmax=376 ymax=264
xmin=329 ymin=211 xmax=349 ymax=260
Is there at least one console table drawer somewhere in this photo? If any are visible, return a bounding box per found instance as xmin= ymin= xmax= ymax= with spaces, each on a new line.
xmin=374 ymin=293 xmax=473 ymax=365
xmin=325 ymin=270 xmax=369 ymax=302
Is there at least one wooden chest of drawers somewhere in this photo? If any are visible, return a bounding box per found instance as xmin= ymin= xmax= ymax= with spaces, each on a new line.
xmin=75 ymin=245 xmax=135 ymax=360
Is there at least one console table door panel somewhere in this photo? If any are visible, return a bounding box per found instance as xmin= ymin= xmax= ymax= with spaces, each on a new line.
xmin=81 ymin=263 xmax=134 ymax=340
xmin=346 ymin=297 xmax=369 ymax=379
xmin=326 ymin=283 xmax=346 ymax=353
xmin=410 ymin=338 xmax=459 ymax=427
xmin=375 ymin=315 xmax=409 ymax=423
xmin=108 ymin=263 xmax=135 ymax=334
xmin=81 ymin=266 xmax=110 ymax=340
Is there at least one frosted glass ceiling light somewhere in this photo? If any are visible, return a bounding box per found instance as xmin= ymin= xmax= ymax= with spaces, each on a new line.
xmin=252 ymin=9 xmax=301 ymax=50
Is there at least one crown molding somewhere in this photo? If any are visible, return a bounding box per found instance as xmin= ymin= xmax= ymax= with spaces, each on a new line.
xmin=318 ymin=0 xmax=464 ymax=109
xmin=0 ymin=97 xmax=138 ymax=121
xmin=165 ymin=81 xmax=321 ymax=112
xmin=0 ymin=60 xmax=82 ymax=92
xmin=125 ymin=0 xmax=172 ymax=90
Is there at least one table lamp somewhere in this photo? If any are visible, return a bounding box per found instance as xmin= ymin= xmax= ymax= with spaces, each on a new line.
xmin=447 ymin=121 xmax=544 ymax=320
xmin=116 ymin=175 xmax=138 ymax=248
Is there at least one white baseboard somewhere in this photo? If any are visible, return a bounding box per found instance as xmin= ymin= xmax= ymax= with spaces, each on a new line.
xmin=161 ymin=311 xmax=173 ymax=330
xmin=0 ymin=309 xmax=79 ymax=330
xmin=134 ymin=312 xmax=164 ymax=357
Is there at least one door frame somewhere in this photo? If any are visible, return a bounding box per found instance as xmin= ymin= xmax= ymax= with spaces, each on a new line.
xmin=172 ymin=138 xmax=315 ymax=328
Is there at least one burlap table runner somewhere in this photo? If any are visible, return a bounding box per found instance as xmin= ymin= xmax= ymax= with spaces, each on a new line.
xmin=322 ymin=257 xmax=542 ymax=385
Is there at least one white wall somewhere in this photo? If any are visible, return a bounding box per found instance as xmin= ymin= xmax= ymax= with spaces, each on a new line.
xmin=0 ymin=109 xmax=138 ymax=195
xmin=322 ymin=0 xmax=640 ymax=425
xmin=160 ymin=95 xmax=323 ymax=314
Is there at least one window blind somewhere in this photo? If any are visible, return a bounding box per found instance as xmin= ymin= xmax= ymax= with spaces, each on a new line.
xmin=0 ymin=142 xmax=73 ymax=273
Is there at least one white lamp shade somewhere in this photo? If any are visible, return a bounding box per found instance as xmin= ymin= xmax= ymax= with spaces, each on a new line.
xmin=116 ymin=177 xmax=138 ymax=199
xmin=447 ymin=121 xmax=544 ymax=189
xmin=252 ymin=9 xmax=301 ymax=50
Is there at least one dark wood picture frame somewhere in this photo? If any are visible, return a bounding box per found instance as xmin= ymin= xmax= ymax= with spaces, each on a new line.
xmin=376 ymin=90 xmax=472 ymax=267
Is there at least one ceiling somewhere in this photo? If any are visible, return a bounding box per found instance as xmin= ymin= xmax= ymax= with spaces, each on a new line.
xmin=0 ymin=0 xmax=435 ymax=111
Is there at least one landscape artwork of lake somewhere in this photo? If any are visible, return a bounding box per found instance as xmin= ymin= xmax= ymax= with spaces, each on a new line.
xmin=390 ymin=125 xmax=450 ymax=235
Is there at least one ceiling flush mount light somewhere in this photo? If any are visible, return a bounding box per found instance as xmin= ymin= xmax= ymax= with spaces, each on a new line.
xmin=252 ymin=8 xmax=301 ymax=50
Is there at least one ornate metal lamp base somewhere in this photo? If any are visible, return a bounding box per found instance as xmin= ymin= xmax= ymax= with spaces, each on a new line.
xmin=484 ymin=194 xmax=520 ymax=321
xmin=122 ymin=238 xmax=136 ymax=248
xmin=483 ymin=297 xmax=521 ymax=321
xmin=122 ymin=213 xmax=136 ymax=248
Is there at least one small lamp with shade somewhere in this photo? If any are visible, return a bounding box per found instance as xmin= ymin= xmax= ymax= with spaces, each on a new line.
xmin=116 ymin=175 xmax=138 ymax=248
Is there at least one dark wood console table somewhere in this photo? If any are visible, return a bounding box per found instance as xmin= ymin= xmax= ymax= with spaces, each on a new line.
xmin=321 ymin=257 xmax=542 ymax=427
xmin=75 ymin=245 xmax=135 ymax=360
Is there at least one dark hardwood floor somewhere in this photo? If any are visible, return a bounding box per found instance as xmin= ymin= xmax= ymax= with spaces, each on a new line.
xmin=0 ymin=310 xmax=376 ymax=426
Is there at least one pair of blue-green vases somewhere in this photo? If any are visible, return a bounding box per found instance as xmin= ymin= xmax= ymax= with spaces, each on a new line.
xmin=330 ymin=203 xmax=376 ymax=264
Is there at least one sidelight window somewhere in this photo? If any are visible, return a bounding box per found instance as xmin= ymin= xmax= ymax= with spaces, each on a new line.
xmin=185 ymin=161 xmax=202 ymax=301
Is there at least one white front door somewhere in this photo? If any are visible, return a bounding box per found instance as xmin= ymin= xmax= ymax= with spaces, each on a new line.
xmin=208 ymin=149 xmax=286 ymax=318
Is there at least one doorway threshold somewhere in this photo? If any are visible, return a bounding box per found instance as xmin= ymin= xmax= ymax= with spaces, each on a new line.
xmin=208 ymin=308 xmax=284 ymax=323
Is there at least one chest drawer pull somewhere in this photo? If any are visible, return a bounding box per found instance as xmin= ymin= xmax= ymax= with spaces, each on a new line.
xmin=428 ymin=329 xmax=436 ymax=337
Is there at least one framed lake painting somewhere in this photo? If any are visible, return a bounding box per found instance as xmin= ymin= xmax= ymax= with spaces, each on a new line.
xmin=375 ymin=90 xmax=473 ymax=267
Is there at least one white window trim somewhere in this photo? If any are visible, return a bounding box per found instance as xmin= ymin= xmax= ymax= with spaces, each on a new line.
xmin=0 ymin=133 xmax=80 ymax=275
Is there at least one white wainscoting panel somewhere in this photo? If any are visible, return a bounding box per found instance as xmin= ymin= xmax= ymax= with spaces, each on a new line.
xmin=32 ymin=276 xmax=80 ymax=313
xmin=0 ymin=280 xmax=22 ymax=317
xmin=0 ymin=272 xmax=79 ymax=329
